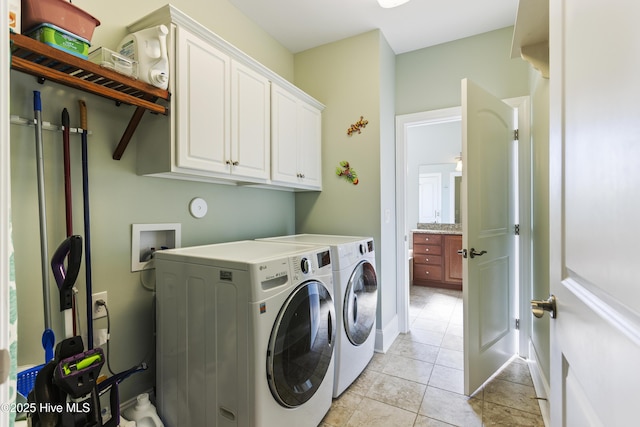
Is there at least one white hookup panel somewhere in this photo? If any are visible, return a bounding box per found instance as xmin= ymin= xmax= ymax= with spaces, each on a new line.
xmin=131 ymin=223 xmax=181 ymax=272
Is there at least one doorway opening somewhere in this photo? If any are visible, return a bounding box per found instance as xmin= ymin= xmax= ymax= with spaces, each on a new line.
xmin=395 ymin=96 xmax=532 ymax=365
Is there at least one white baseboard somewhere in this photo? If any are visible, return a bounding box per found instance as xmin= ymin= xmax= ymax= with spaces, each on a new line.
xmin=374 ymin=314 xmax=400 ymax=353
xmin=527 ymin=340 xmax=551 ymax=427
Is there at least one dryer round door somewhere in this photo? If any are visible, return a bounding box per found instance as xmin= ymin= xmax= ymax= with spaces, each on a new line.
xmin=267 ymin=280 xmax=335 ymax=408
xmin=344 ymin=260 xmax=378 ymax=345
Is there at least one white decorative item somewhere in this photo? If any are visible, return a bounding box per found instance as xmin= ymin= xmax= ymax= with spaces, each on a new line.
xmin=189 ymin=197 xmax=208 ymax=218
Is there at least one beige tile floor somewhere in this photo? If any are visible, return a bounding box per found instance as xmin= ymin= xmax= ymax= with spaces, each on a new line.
xmin=320 ymin=286 xmax=545 ymax=427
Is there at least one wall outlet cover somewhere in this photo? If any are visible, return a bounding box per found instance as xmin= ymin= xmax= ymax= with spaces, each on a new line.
xmin=92 ymin=291 xmax=108 ymax=319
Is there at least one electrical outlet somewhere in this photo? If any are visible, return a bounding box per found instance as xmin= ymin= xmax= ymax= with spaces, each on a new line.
xmin=92 ymin=291 xmax=108 ymax=319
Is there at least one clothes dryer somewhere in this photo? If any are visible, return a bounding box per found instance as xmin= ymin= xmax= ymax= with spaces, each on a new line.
xmin=154 ymin=240 xmax=335 ymax=427
xmin=260 ymin=234 xmax=378 ymax=397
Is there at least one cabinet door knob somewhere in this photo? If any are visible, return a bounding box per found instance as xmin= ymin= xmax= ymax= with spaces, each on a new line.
xmin=232 ymin=161 xmax=239 ymax=166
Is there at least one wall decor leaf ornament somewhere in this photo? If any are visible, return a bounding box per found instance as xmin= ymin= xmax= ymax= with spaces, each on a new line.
xmin=347 ymin=116 xmax=368 ymax=136
xmin=336 ymin=161 xmax=359 ymax=185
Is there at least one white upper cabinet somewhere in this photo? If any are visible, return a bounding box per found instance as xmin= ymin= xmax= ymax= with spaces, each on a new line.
xmin=296 ymin=100 xmax=322 ymax=189
xmin=271 ymin=84 xmax=322 ymax=190
xmin=230 ymin=60 xmax=271 ymax=181
xmin=131 ymin=5 xmax=322 ymax=190
xmin=173 ymin=26 xmax=270 ymax=182
xmin=175 ymin=27 xmax=231 ymax=174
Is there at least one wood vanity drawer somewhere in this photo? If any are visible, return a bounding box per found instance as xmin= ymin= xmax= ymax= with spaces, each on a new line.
xmin=413 ymin=265 xmax=443 ymax=281
xmin=413 ymin=254 xmax=442 ymax=266
xmin=413 ymin=243 xmax=442 ymax=256
xmin=413 ymin=234 xmax=442 ymax=245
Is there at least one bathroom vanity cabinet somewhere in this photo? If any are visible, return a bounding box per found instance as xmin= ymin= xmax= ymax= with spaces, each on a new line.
xmin=412 ymin=231 xmax=462 ymax=290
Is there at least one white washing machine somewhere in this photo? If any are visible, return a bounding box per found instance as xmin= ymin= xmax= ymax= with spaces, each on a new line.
xmin=260 ymin=234 xmax=378 ymax=397
xmin=154 ymin=240 xmax=335 ymax=427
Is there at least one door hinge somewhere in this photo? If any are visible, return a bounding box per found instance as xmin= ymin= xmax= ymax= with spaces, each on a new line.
xmin=514 ymin=224 xmax=520 ymax=235
xmin=515 ymin=318 xmax=520 ymax=330
xmin=514 ymin=129 xmax=519 ymax=140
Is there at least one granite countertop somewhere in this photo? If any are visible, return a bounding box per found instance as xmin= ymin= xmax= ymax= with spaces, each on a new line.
xmin=413 ymin=223 xmax=462 ymax=235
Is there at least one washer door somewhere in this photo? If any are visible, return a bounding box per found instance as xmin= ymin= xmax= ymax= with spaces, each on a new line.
xmin=267 ymin=280 xmax=335 ymax=408
xmin=344 ymin=260 xmax=378 ymax=345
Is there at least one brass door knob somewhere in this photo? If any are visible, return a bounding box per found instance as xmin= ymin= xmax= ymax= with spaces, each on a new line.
xmin=531 ymin=295 xmax=557 ymax=319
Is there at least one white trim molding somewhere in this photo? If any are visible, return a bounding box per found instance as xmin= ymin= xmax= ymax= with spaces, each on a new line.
xmin=375 ymin=315 xmax=399 ymax=353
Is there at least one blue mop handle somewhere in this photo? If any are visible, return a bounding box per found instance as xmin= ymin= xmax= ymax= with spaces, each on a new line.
xmin=34 ymin=91 xmax=55 ymax=362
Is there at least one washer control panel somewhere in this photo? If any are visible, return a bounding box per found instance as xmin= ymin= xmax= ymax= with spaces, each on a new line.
xmin=292 ymin=249 xmax=331 ymax=279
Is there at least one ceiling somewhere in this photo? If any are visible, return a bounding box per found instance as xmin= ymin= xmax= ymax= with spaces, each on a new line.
xmin=228 ymin=0 xmax=519 ymax=54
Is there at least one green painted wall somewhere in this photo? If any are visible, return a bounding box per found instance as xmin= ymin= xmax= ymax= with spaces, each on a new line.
xmin=74 ymin=0 xmax=294 ymax=81
xmin=10 ymin=0 xmax=295 ymax=402
xmin=396 ymin=26 xmax=530 ymax=114
xmin=293 ymin=31 xmax=398 ymax=346
xmin=293 ymin=31 xmax=382 ymax=238
xmin=378 ymin=31 xmax=399 ymax=347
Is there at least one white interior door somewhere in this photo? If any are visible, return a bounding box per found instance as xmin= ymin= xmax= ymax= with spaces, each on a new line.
xmin=462 ymin=78 xmax=517 ymax=395
xmin=548 ymin=0 xmax=640 ymax=424
xmin=418 ymin=173 xmax=441 ymax=223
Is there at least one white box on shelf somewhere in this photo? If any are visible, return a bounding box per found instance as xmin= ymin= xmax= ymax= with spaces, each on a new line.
xmin=9 ymin=0 xmax=21 ymax=34
xmin=89 ymin=47 xmax=139 ymax=79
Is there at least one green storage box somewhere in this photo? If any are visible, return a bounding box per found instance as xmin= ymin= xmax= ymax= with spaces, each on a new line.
xmin=26 ymin=23 xmax=90 ymax=59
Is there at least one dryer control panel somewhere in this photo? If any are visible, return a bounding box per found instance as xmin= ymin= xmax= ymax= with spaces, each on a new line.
xmin=292 ymin=249 xmax=331 ymax=279
xmin=358 ymin=239 xmax=375 ymax=255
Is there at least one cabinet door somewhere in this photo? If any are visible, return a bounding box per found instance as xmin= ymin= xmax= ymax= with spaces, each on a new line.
xmin=444 ymin=234 xmax=463 ymax=284
xmin=231 ymin=61 xmax=270 ymax=180
xmin=175 ymin=27 xmax=231 ymax=173
xmin=297 ymin=102 xmax=322 ymax=189
xmin=271 ymin=84 xmax=300 ymax=184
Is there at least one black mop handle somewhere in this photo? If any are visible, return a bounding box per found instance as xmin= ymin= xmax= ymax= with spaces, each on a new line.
xmin=79 ymin=100 xmax=94 ymax=350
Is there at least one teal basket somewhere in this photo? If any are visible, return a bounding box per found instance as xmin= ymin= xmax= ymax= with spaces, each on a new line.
xmin=17 ymin=364 xmax=44 ymax=397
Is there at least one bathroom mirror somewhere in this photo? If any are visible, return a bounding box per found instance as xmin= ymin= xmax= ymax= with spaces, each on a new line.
xmin=418 ymin=163 xmax=461 ymax=224
xmin=406 ymin=118 xmax=462 ymax=228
